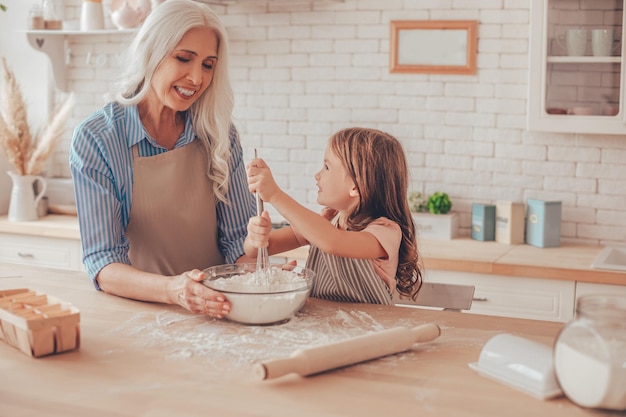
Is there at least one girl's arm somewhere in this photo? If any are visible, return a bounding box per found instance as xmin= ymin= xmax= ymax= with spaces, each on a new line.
xmin=270 ymin=190 xmax=386 ymax=259
xmin=247 ymin=159 xmax=387 ymax=260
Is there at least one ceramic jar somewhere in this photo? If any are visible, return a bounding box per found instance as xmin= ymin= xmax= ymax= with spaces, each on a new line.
xmin=111 ymin=1 xmax=142 ymax=29
xmin=80 ymin=0 xmax=105 ymax=31
xmin=554 ymin=294 xmax=626 ymax=410
xmin=7 ymin=172 xmax=48 ymax=222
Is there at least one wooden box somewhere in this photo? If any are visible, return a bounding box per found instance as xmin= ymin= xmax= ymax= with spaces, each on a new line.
xmin=0 ymin=288 xmax=80 ymax=357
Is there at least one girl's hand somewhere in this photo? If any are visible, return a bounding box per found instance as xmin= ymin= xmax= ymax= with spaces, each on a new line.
xmin=246 ymin=211 xmax=272 ymax=249
xmin=247 ymin=157 xmax=280 ymax=203
xmin=169 ymin=269 xmax=231 ymax=318
xmin=243 ymin=211 xmax=271 ymax=258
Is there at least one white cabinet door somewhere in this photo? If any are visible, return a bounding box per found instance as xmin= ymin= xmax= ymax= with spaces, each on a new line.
xmin=425 ymin=270 xmax=575 ymax=322
xmin=528 ymin=0 xmax=626 ymax=134
xmin=0 ymin=233 xmax=84 ymax=271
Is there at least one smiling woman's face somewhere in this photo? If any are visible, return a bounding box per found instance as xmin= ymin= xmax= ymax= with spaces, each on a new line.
xmin=149 ymin=27 xmax=218 ymax=112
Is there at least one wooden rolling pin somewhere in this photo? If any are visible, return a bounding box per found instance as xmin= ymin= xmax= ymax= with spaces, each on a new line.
xmin=254 ymin=323 xmax=440 ymax=380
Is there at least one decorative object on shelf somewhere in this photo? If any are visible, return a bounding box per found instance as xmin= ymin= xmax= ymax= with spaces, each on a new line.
xmin=7 ymin=172 xmax=47 ymax=222
xmin=495 ymin=201 xmax=525 ymax=245
xmin=390 ymin=20 xmax=478 ymax=75
xmin=558 ymin=28 xmax=588 ymax=56
xmin=427 ymin=191 xmax=452 ymax=214
xmin=591 ymin=28 xmax=620 ymax=57
xmin=408 ymin=191 xmax=427 ymax=214
xmin=42 ymin=0 xmax=63 ymax=29
xmin=110 ymin=0 xmax=151 ymax=29
xmin=409 ymin=191 xmax=458 ymax=240
xmin=0 ymin=57 xmax=74 ymax=221
xmin=80 ymin=0 xmax=105 ymax=31
xmin=471 ymin=203 xmax=495 ymax=241
xmin=28 ymin=3 xmax=45 ymax=30
xmin=525 ymin=199 xmax=562 ymax=248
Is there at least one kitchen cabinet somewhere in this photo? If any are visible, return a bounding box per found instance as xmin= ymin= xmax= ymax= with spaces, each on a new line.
xmin=575 ymin=281 xmax=626 ymax=299
xmin=25 ymin=29 xmax=134 ymax=92
xmin=424 ymin=269 xmax=576 ymax=322
xmin=0 ymin=233 xmax=84 ymax=271
xmin=528 ymin=0 xmax=626 ymax=134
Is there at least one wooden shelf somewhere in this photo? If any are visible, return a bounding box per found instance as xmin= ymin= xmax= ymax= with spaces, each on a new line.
xmin=547 ymin=55 xmax=621 ymax=64
xmin=24 ymin=29 xmax=136 ymax=92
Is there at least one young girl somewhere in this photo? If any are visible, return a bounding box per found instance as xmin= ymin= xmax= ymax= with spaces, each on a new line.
xmin=245 ymin=127 xmax=422 ymax=305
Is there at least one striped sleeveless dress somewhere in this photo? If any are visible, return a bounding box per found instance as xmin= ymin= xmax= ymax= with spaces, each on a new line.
xmin=305 ymin=244 xmax=393 ymax=305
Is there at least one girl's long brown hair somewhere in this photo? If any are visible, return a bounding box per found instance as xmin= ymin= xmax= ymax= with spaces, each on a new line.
xmin=329 ymin=127 xmax=422 ymax=300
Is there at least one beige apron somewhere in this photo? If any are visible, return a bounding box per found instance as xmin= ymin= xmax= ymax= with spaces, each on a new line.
xmin=126 ymin=140 xmax=224 ymax=275
xmin=306 ymin=245 xmax=393 ymax=305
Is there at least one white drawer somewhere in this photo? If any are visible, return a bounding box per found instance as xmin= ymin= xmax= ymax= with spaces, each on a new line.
xmin=0 ymin=234 xmax=83 ymax=271
xmin=425 ymin=270 xmax=575 ymax=322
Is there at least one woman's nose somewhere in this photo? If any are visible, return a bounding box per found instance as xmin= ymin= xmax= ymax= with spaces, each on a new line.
xmin=187 ymin=64 xmax=203 ymax=85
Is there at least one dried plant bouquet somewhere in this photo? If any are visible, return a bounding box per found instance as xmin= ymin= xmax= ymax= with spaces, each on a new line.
xmin=0 ymin=57 xmax=74 ymax=176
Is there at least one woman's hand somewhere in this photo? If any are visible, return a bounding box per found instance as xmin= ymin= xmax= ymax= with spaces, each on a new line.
xmin=169 ymin=269 xmax=231 ymax=318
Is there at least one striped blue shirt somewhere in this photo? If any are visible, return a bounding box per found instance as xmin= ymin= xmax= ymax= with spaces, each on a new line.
xmin=69 ymin=102 xmax=255 ymax=285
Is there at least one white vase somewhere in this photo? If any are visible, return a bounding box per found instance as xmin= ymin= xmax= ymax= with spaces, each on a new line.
xmin=0 ymin=155 xmax=11 ymax=215
xmin=7 ymin=171 xmax=48 ymax=222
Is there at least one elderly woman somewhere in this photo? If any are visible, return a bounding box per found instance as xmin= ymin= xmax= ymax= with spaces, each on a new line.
xmin=70 ymin=0 xmax=255 ymax=318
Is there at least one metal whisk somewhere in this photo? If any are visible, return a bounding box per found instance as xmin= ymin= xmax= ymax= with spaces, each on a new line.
xmin=254 ymin=149 xmax=270 ymax=282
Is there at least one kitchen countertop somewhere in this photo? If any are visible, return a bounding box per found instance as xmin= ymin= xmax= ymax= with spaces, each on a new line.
xmin=278 ymin=238 xmax=626 ymax=286
xmin=0 ymin=214 xmax=80 ymax=240
xmin=1 ymin=214 xmax=624 ymax=285
xmin=0 ymin=263 xmax=604 ymax=417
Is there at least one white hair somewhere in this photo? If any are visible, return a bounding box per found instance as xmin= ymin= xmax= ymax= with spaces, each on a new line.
xmin=115 ymin=0 xmax=234 ymax=202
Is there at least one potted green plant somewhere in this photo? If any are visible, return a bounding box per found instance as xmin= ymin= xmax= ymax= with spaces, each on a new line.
xmin=410 ymin=191 xmax=458 ymax=240
xmin=427 ymin=192 xmax=452 ymax=214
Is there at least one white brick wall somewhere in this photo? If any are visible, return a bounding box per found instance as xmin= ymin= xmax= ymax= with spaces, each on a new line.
xmin=39 ymin=0 xmax=626 ymax=245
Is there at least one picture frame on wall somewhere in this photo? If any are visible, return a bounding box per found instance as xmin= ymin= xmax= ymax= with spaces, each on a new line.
xmin=389 ymin=20 xmax=478 ymax=75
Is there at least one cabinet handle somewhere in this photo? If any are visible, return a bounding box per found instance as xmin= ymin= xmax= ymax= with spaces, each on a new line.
xmin=472 ymin=297 xmax=488 ymax=302
xmin=17 ymin=252 xmax=35 ymax=258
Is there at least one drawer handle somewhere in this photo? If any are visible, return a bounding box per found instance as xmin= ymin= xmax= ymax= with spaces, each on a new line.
xmin=17 ymin=252 xmax=35 ymax=258
xmin=472 ymin=297 xmax=488 ymax=302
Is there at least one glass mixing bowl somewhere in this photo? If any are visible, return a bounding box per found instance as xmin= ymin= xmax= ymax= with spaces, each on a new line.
xmin=202 ymin=263 xmax=315 ymax=325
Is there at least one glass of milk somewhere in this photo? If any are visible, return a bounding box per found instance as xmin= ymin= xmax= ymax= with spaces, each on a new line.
xmin=554 ymin=295 xmax=626 ymax=411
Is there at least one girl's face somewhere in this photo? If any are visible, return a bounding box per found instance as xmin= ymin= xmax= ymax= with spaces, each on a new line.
xmin=149 ymin=27 xmax=218 ymax=112
xmin=315 ymin=145 xmax=359 ymax=212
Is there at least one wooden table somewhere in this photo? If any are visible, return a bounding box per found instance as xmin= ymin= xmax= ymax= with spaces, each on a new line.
xmin=0 ymin=263 xmax=610 ymax=417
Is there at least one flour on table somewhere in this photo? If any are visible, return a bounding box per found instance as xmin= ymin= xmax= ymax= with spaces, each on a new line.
xmin=108 ymin=305 xmax=417 ymax=380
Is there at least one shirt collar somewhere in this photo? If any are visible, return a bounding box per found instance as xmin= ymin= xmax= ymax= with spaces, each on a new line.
xmin=124 ymin=105 xmax=196 ymax=149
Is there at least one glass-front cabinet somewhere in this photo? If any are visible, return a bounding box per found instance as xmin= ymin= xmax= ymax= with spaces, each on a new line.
xmin=529 ymin=0 xmax=625 ymax=134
